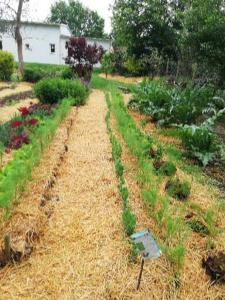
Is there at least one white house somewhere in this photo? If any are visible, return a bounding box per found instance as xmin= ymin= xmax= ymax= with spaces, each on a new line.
xmin=0 ymin=21 xmax=112 ymax=65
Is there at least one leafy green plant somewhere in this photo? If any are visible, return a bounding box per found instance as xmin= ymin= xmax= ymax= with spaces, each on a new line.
xmin=115 ymin=159 xmax=124 ymax=177
xmin=187 ymin=219 xmax=209 ymax=236
xmin=129 ymin=80 xmax=217 ymax=126
xmin=0 ymin=97 xmax=75 ymax=209
xmin=0 ymin=51 xmax=14 ymax=81
xmin=34 ymin=78 xmax=88 ymax=104
xmin=154 ymin=160 xmax=177 ymax=176
xmin=166 ymin=178 xmax=191 ymax=201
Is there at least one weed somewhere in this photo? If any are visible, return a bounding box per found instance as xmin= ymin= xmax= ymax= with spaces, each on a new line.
xmin=154 ymin=160 xmax=177 ymax=176
xmin=187 ymin=219 xmax=209 ymax=236
xmin=166 ymin=178 xmax=191 ymax=201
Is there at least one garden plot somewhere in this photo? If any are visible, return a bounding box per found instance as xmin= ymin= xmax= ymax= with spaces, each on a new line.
xmin=0 ymin=98 xmax=39 ymax=124
xmin=0 ymin=82 xmax=32 ymax=98
xmin=106 ymin=88 xmax=225 ymax=298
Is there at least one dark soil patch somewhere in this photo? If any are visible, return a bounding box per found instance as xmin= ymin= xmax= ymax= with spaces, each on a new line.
xmin=0 ymin=90 xmax=34 ymax=107
xmin=203 ymin=252 xmax=225 ymax=284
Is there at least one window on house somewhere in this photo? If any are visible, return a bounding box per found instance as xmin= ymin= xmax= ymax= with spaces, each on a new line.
xmin=25 ymin=43 xmax=30 ymax=50
xmin=0 ymin=41 xmax=2 ymax=50
xmin=50 ymin=44 xmax=55 ymax=53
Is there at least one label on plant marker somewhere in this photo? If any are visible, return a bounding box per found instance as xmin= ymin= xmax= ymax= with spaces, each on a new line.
xmin=131 ymin=229 xmax=161 ymax=261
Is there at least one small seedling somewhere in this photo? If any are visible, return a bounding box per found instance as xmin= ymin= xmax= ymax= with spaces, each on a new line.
xmin=122 ymin=208 xmax=136 ymax=236
xmin=154 ymin=160 xmax=177 ymax=176
xmin=149 ymin=145 xmax=163 ymax=160
xmin=166 ymin=178 xmax=191 ymax=200
xmin=187 ymin=219 xmax=209 ymax=236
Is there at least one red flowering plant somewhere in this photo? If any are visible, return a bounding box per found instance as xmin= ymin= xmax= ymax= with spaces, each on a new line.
xmin=26 ymin=118 xmax=38 ymax=126
xmin=18 ymin=107 xmax=30 ymax=116
xmin=11 ymin=120 xmax=23 ymax=127
xmin=65 ymin=37 xmax=105 ymax=86
xmin=8 ymin=133 xmax=30 ymax=150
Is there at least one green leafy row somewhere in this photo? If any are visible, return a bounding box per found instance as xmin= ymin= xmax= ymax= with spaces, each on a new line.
xmin=0 ymin=97 xmax=75 ymax=211
xmin=105 ymin=93 xmax=136 ymax=238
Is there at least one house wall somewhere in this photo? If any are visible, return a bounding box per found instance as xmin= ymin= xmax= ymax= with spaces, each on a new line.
xmin=0 ymin=23 xmax=112 ymax=66
xmin=87 ymin=38 xmax=112 ymax=68
xmin=1 ymin=24 xmax=61 ymax=65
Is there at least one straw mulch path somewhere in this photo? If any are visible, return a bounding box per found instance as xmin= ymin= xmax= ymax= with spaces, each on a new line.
xmin=0 ymin=90 xmax=143 ymax=299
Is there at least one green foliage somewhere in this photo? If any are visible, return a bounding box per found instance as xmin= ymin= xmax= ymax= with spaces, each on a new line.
xmin=49 ymin=0 xmax=105 ymax=38
xmin=61 ymin=67 xmax=75 ymax=80
xmin=166 ymin=178 xmax=191 ymax=201
xmin=187 ymin=219 xmax=209 ymax=236
xmin=122 ymin=208 xmax=136 ymax=236
xmin=0 ymin=51 xmax=14 ymax=81
xmin=115 ymin=159 xmax=124 ymax=177
xmin=142 ymin=189 xmax=158 ymax=210
xmin=155 ymin=161 xmax=177 ymax=176
xmin=105 ymin=92 xmax=137 ymax=238
xmin=166 ymin=245 xmax=186 ymax=271
xmin=0 ymin=98 xmax=74 ymax=209
xmin=181 ymin=124 xmax=216 ymax=166
xmin=34 ymin=78 xmax=87 ymax=104
xmin=101 ymin=53 xmax=113 ymax=77
xmin=181 ymin=107 xmax=225 ymax=166
xmin=129 ymin=80 xmax=216 ymax=126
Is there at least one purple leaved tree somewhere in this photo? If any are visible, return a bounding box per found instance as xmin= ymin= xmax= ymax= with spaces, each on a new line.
xmin=65 ymin=37 xmax=105 ymax=86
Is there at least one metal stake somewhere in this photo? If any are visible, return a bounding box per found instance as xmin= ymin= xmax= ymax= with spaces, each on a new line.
xmin=137 ymin=257 xmax=145 ymax=290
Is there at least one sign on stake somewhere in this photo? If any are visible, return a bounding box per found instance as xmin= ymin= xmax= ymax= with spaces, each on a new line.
xmin=130 ymin=229 xmax=162 ymax=290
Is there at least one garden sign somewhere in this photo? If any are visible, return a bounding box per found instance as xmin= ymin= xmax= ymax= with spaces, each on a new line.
xmin=131 ymin=229 xmax=161 ymax=290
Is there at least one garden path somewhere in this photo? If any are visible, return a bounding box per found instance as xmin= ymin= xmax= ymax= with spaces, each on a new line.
xmin=0 ymin=90 xmax=140 ymax=299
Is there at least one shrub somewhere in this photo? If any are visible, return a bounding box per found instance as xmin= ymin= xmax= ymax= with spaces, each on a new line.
xmin=23 ymin=67 xmax=45 ymax=83
xmin=165 ymin=178 xmax=191 ymax=200
xmin=34 ymin=78 xmax=87 ymax=104
xmin=0 ymin=51 xmax=14 ymax=81
xmin=61 ymin=67 xmax=75 ymax=79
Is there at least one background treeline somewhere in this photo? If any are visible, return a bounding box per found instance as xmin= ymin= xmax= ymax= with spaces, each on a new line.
xmin=111 ymin=0 xmax=225 ymax=87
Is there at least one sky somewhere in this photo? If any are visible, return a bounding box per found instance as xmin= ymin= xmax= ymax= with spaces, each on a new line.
xmin=27 ymin=0 xmax=113 ymax=33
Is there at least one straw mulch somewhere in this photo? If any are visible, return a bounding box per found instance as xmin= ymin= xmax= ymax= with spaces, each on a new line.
xmin=0 ymin=82 xmax=32 ymax=98
xmin=0 ymin=90 xmax=147 ymax=299
xmin=0 ymin=98 xmax=39 ymax=124
xmin=99 ymin=73 xmax=146 ymax=84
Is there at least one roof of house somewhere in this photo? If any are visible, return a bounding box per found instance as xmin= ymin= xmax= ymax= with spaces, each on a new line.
xmin=0 ymin=20 xmax=111 ymax=42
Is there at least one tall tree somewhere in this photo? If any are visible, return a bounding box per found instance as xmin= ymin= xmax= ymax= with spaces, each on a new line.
xmin=182 ymin=0 xmax=225 ymax=82
xmin=49 ymin=0 xmax=105 ymax=38
xmin=0 ymin=0 xmax=29 ymax=75
xmin=112 ymin=0 xmax=178 ymax=60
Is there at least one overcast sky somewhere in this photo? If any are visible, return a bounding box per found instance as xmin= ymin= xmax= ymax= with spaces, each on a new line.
xmin=27 ymin=0 xmax=113 ymax=33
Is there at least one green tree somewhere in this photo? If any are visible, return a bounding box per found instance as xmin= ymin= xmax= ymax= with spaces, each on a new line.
xmin=112 ymin=0 xmax=178 ymax=60
xmin=182 ymin=0 xmax=225 ymax=84
xmin=49 ymin=0 xmax=105 ymax=38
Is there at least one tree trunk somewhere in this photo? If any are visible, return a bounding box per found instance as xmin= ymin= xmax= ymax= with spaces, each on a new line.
xmin=15 ymin=0 xmax=24 ymax=76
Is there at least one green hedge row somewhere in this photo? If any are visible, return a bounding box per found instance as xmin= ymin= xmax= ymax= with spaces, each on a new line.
xmin=34 ymin=78 xmax=88 ymax=104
